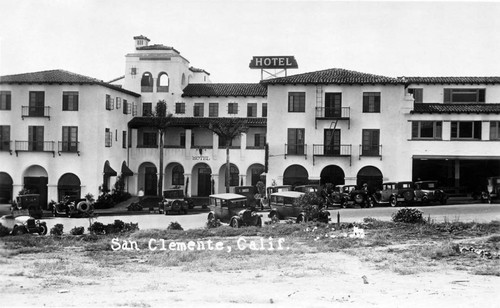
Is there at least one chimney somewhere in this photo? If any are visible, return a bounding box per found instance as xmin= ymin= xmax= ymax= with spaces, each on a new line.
xmin=133 ymin=35 xmax=150 ymax=49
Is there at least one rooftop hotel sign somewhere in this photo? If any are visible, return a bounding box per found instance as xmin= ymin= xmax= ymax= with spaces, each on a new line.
xmin=249 ymin=56 xmax=298 ymax=69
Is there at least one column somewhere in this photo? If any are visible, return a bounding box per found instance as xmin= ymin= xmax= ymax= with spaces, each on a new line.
xmin=185 ymin=129 xmax=192 ymax=159
xmin=454 ymin=159 xmax=460 ymax=188
xmin=240 ymin=132 xmax=247 ymax=160
xmin=184 ymin=173 xmax=191 ymax=197
xmin=239 ymin=174 xmax=246 ymax=186
xmin=212 ymin=133 xmax=218 ymax=160
xmin=212 ymin=174 xmax=219 ymax=194
xmin=47 ymin=184 xmax=58 ymax=203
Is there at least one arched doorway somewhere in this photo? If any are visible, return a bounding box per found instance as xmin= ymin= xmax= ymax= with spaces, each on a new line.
xmin=320 ymin=165 xmax=345 ymax=186
xmin=103 ymin=161 xmax=117 ymax=192
xmin=23 ymin=165 xmax=49 ymax=210
xmin=58 ymin=173 xmax=81 ymax=201
xmin=218 ymin=164 xmax=239 ymax=193
xmin=357 ymin=166 xmax=383 ymax=194
xmin=138 ymin=162 xmax=157 ymax=196
xmin=247 ymin=164 xmax=265 ymax=186
xmin=165 ymin=163 xmax=184 ymax=188
xmin=0 ymin=172 xmax=13 ymax=203
xmin=193 ymin=163 xmax=211 ymax=197
xmin=283 ymin=165 xmax=309 ymax=186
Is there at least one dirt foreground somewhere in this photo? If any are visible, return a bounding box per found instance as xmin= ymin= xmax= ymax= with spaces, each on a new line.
xmin=1 ymin=245 xmax=499 ymax=308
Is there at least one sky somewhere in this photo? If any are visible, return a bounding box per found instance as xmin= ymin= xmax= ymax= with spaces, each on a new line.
xmin=1 ymin=0 xmax=500 ymax=83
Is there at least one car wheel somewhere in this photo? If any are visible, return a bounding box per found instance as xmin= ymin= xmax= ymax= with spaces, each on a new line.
xmin=296 ymin=215 xmax=305 ymax=223
xmin=255 ymin=217 xmax=262 ymax=227
xmin=207 ymin=212 xmax=214 ymax=221
xmin=39 ymin=224 xmax=48 ymax=236
xmin=230 ymin=218 xmax=240 ymax=228
xmin=390 ymin=197 xmax=397 ymax=207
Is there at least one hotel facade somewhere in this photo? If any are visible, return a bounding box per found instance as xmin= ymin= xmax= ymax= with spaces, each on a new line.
xmin=1 ymin=35 xmax=499 ymax=205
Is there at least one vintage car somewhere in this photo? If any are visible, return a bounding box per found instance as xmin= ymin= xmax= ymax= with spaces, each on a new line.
xmin=159 ymin=189 xmax=189 ymax=215
xmin=268 ymin=191 xmax=330 ymax=223
xmin=483 ymin=176 xmax=500 ymax=203
xmin=294 ymin=185 xmax=319 ymax=194
xmin=341 ymin=185 xmax=373 ymax=208
xmin=234 ymin=186 xmax=257 ymax=207
xmin=11 ymin=194 xmax=43 ymax=219
xmin=266 ymin=185 xmax=292 ymax=197
xmin=414 ymin=181 xmax=448 ymax=205
xmin=207 ymin=193 xmax=262 ymax=228
xmin=0 ymin=214 xmax=48 ymax=235
xmin=52 ymin=196 xmax=94 ymax=217
xmin=372 ymin=181 xmax=415 ymax=207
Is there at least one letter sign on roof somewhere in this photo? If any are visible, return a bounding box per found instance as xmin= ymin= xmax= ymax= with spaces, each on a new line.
xmin=249 ymin=56 xmax=298 ymax=69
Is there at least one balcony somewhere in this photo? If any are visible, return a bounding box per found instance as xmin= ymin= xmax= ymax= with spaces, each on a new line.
xmin=315 ymin=107 xmax=350 ymax=128
xmin=141 ymin=86 xmax=153 ymax=93
xmin=58 ymin=141 xmax=80 ymax=156
xmin=21 ymin=106 xmax=51 ymax=120
xmin=313 ymin=144 xmax=352 ymax=165
xmin=0 ymin=140 xmax=12 ymax=155
xmin=15 ymin=141 xmax=55 ymax=157
xmin=359 ymin=144 xmax=382 ymax=160
xmin=285 ymin=144 xmax=307 ymax=159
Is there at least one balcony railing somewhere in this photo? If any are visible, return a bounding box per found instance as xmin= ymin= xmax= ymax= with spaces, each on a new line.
xmin=315 ymin=107 xmax=350 ymax=128
xmin=313 ymin=144 xmax=352 ymax=165
xmin=15 ymin=140 xmax=55 ymax=157
xmin=141 ymin=86 xmax=153 ymax=93
xmin=58 ymin=141 xmax=80 ymax=156
xmin=359 ymin=144 xmax=382 ymax=160
xmin=21 ymin=106 xmax=51 ymax=119
xmin=285 ymin=144 xmax=307 ymax=159
xmin=0 ymin=140 xmax=12 ymax=155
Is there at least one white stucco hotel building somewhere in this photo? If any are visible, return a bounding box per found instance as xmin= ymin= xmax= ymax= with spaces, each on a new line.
xmin=1 ymin=35 xmax=499 ymax=206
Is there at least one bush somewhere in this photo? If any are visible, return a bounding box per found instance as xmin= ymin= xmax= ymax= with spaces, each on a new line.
xmin=50 ymin=224 xmax=64 ymax=236
xmin=167 ymin=221 xmax=184 ymax=231
xmin=88 ymin=222 xmax=106 ymax=235
xmin=295 ymin=192 xmax=326 ymax=221
xmin=392 ymin=208 xmax=425 ymax=224
xmin=0 ymin=223 xmax=10 ymax=237
xmin=206 ymin=218 xmax=222 ymax=229
xmin=88 ymin=220 xmax=139 ymax=235
xmin=127 ymin=202 xmax=143 ymax=211
xmin=70 ymin=226 xmax=85 ymax=236
xmin=93 ymin=193 xmax=115 ymax=209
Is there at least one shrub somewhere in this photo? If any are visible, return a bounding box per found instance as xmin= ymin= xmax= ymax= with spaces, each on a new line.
xmin=206 ymin=218 xmax=222 ymax=229
xmin=392 ymin=208 xmax=425 ymax=224
xmin=93 ymin=193 xmax=115 ymax=209
xmin=50 ymin=224 xmax=64 ymax=236
xmin=88 ymin=222 xmax=106 ymax=235
xmin=295 ymin=192 xmax=327 ymax=222
xmin=167 ymin=221 xmax=184 ymax=231
xmin=123 ymin=222 xmax=140 ymax=232
xmin=70 ymin=226 xmax=85 ymax=236
xmin=0 ymin=223 xmax=10 ymax=237
xmin=127 ymin=202 xmax=143 ymax=211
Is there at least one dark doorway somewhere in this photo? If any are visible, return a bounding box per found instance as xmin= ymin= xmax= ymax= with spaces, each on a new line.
xmin=320 ymin=165 xmax=345 ymax=186
xmin=283 ymin=165 xmax=308 ymax=186
xmin=198 ymin=167 xmax=211 ymax=196
xmin=58 ymin=173 xmax=81 ymax=201
xmin=24 ymin=176 xmax=48 ymax=210
xmin=144 ymin=167 xmax=157 ymax=195
xmin=356 ymin=166 xmax=383 ymax=194
xmin=0 ymin=172 xmax=13 ymax=203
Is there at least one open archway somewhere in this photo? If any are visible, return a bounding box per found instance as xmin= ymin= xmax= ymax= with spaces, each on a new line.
xmin=320 ymin=165 xmax=345 ymax=186
xmin=58 ymin=173 xmax=81 ymax=201
xmin=357 ymin=166 xmax=383 ymax=193
xmin=283 ymin=165 xmax=308 ymax=186
xmin=0 ymin=172 xmax=13 ymax=203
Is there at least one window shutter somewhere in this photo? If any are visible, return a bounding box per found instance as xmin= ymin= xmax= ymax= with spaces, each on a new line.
xmin=63 ymin=94 xmax=68 ymax=110
xmin=474 ymin=121 xmax=482 ymax=139
xmin=443 ymin=89 xmax=451 ymax=103
xmin=375 ymin=94 xmax=381 ymax=112
xmin=7 ymin=93 xmax=11 ymax=110
xmin=479 ymin=89 xmax=486 ymax=103
xmin=411 ymin=122 xmax=418 ymax=138
xmin=362 ymin=95 xmax=368 ymax=112
xmin=436 ymin=122 xmax=442 ymax=139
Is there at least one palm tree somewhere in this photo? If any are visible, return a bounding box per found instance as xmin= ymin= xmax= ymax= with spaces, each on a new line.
xmin=207 ymin=118 xmax=249 ymax=193
xmin=149 ymin=100 xmax=173 ymax=197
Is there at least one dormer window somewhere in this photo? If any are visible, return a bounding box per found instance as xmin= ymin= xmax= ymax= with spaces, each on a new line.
xmin=157 ymin=72 xmax=169 ymax=92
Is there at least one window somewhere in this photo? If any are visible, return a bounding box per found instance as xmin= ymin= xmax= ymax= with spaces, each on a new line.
xmin=209 ymin=103 xmax=219 ymax=117
xmin=175 ymin=102 xmax=185 ymax=114
xmin=194 ymin=103 xmax=204 ymax=117
xmin=254 ymin=134 xmax=266 ymax=147
xmin=408 ymin=88 xmax=423 ymax=104
xmin=411 ymin=121 xmax=442 ymax=139
xmin=28 ymin=126 xmax=44 ymax=151
xmin=172 ymin=165 xmax=184 ymax=186
xmin=218 ymin=135 xmax=233 ymax=147
xmin=29 ymin=91 xmax=45 ymax=116
xmin=157 ymin=72 xmax=169 ymax=92
xmin=180 ymin=132 xmax=185 ymax=147
xmin=116 ymin=97 xmax=121 ymax=109
xmin=122 ymin=131 xmax=127 ymax=148
xmin=141 ymin=72 xmax=153 ymax=92
xmin=444 ymin=89 xmax=485 ymax=104
xmin=123 ymin=100 xmax=130 ymax=114
xmin=61 ymin=126 xmax=78 ymax=152
xmin=228 ymin=102 xmax=238 ymax=114
xmin=0 ymin=91 xmax=11 ymax=110
xmin=262 ymin=103 xmax=267 ymax=117
xmin=62 ymin=92 xmax=79 ymax=111
xmin=142 ymin=103 xmax=152 ymax=116
xmin=362 ymin=129 xmax=380 ymax=156
xmin=288 ymin=92 xmax=305 ymax=112
xmin=229 ymin=165 xmax=239 ymax=186
xmin=451 ymin=121 xmax=482 ymax=140
xmin=490 ymin=122 xmax=500 ymax=140
xmin=106 ymin=94 xmax=113 ymax=110
xmin=325 ymin=93 xmax=342 ymax=117
xmin=363 ymin=92 xmax=380 ymax=113
xmin=0 ymin=126 xmax=10 ymax=151
xmin=324 ymin=129 xmax=340 ymax=155
xmin=247 ymin=103 xmax=257 ymax=117
xmin=105 ymin=128 xmax=112 ymax=147
xmin=142 ymin=131 xmax=158 ymax=147
xmin=287 ymin=128 xmax=305 ymax=155
xmin=132 ymin=102 xmax=138 ymax=116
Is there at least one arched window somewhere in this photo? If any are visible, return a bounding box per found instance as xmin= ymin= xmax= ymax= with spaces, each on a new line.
xmin=141 ymin=72 xmax=153 ymax=92
xmin=172 ymin=165 xmax=184 ymax=186
xmin=229 ymin=165 xmax=239 ymax=186
xmin=58 ymin=173 xmax=81 ymax=201
xmin=181 ymin=73 xmax=186 ymax=86
xmin=157 ymin=72 xmax=169 ymax=92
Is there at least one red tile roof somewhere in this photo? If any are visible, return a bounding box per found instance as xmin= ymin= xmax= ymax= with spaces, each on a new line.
xmin=182 ymin=83 xmax=267 ymax=97
xmin=261 ymin=68 xmax=403 ymax=85
xmin=404 ymin=77 xmax=500 ymax=84
xmin=136 ymin=44 xmax=180 ymax=53
xmin=0 ymin=69 xmax=141 ymax=97
xmin=189 ymin=67 xmax=210 ymax=75
xmin=412 ymin=103 xmax=500 ymax=114
xmin=133 ymin=35 xmax=150 ymax=41
xmin=128 ymin=117 xmax=266 ymax=129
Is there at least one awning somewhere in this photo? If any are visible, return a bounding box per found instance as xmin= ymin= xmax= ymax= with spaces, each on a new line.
xmin=103 ymin=161 xmax=117 ymax=176
xmin=121 ymin=161 xmax=134 ymax=177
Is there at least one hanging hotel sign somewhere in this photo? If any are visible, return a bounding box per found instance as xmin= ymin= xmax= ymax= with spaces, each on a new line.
xmin=249 ymin=56 xmax=298 ymax=69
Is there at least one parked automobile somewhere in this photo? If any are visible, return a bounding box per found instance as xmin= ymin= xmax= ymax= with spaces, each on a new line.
xmin=52 ymin=196 xmax=94 ymax=217
xmin=342 ymin=185 xmax=373 ymax=208
xmin=0 ymin=214 xmax=48 ymax=235
xmin=414 ymin=180 xmax=448 ymax=205
xmin=207 ymin=193 xmax=262 ymax=228
xmin=268 ymin=191 xmax=330 ymax=223
xmin=372 ymin=181 xmax=415 ymax=207
xmin=234 ymin=186 xmax=257 ymax=207
xmin=294 ymin=185 xmax=319 ymax=194
xmin=483 ymin=176 xmax=500 ymax=203
xmin=159 ymin=189 xmax=189 ymax=215
xmin=11 ymin=194 xmax=43 ymax=219
xmin=266 ymin=185 xmax=292 ymax=197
